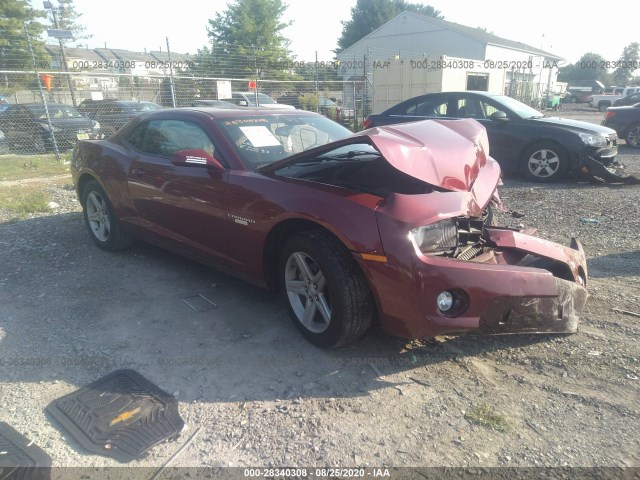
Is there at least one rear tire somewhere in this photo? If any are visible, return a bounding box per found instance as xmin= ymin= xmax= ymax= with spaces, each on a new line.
xmin=81 ymin=180 xmax=132 ymax=251
xmin=625 ymin=123 xmax=640 ymax=148
xmin=279 ymin=229 xmax=374 ymax=348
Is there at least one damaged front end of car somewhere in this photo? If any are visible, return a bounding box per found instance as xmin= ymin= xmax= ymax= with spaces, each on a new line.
xmin=361 ymin=120 xmax=590 ymax=339
xmin=269 ymin=118 xmax=590 ymax=339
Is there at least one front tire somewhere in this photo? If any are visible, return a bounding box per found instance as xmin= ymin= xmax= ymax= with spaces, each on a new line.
xmin=598 ymin=102 xmax=610 ymax=112
xmin=520 ymin=142 xmax=569 ymax=182
xmin=279 ymin=229 xmax=374 ymax=348
xmin=81 ymin=180 xmax=132 ymax=251
xmin=625 ymin=123 xmax=640 ymax=148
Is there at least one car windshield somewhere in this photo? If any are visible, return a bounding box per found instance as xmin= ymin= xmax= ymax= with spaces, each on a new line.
xmin=493 ymin=95 xmax=544 ymax=119
xmin=124 ymin=102 xmax=161 ymax=112
xmin=215 ymin=114 xmax=352 ymax=169
xmin=27 ymin=104 xmax=84 ymax=119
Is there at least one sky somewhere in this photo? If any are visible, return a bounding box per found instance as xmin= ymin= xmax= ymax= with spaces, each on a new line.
xmin=31 ymin=0 xmax=637 ymax=66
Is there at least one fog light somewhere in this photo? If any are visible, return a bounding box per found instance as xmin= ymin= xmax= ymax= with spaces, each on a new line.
xmin=437 ymin=291 xmax=454 ymax=312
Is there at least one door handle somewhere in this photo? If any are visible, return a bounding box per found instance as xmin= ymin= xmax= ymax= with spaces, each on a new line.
xmin=132 ymin=167 xmax=145 ymax=176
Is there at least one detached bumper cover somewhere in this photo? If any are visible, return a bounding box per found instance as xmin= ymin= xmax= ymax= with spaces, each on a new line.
xmin=577 ymin=155 xmax=640 ymax=184
xmin=478 ymin=278 xmax=588 ymax=334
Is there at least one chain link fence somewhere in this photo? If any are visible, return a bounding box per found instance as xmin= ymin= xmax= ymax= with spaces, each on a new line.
xmin=0 ymin=26 xmax=368 ymax=157
xmin=0 ymin=70 xmax=366 ymax=157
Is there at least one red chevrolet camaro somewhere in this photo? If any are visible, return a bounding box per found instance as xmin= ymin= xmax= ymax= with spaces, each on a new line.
xmin=71 ymin=107 xmax=589 ymax=348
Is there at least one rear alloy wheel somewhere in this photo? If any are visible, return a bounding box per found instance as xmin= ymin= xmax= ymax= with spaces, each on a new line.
xmin=625 ymin=123 xmax=640 ymax=148
xmin=521 ymin=142 xmax=568 ymax=182
xmin=280 ymin=229 xmax=374 ymax=348
xmin=81 ymin=180 xmax=132 ymax=251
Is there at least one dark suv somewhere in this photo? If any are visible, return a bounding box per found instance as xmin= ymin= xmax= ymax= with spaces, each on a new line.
xmin=77 ymin=99 xmax=161 ymax=136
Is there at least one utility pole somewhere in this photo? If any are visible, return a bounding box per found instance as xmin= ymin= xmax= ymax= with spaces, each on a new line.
xmin=44 ymin=2 xmax=77 ymax=106
xmin=166 ymin=37 xmax=177 ymax=108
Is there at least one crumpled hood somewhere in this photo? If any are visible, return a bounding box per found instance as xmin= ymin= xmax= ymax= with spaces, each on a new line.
xmin=355 ymin=119 xmax=490 ymax=192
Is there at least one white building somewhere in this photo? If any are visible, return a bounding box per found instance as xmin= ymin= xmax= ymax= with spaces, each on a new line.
xmin=337 ymin=11 xmax=564 ymax=108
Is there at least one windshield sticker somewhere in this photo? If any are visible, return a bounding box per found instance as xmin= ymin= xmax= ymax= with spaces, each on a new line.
xmin=239 ymin=126 xmax=281 ymax=147
xmin=224 ymin=118 xmax=269 ymax=125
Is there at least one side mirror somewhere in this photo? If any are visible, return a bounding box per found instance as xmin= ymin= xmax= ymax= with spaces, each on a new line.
xmin=238 ymin=100 xmax=248 ymax=107
xmin=490 ymin=111 xmax=509 ymax=122
xmin=171 ymin=149 xmax=225 ymax=171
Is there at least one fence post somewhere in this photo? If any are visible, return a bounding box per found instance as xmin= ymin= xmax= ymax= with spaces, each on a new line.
xmin=314 ymin=51 xmax=319 ymax=113
xmin=352 ymin=80 xmax=357 ymax=131
xmin=24 ymin=22 xmax=60 ymax=161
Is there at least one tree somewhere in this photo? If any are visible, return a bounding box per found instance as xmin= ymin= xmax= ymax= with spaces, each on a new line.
xmin=336 ymin=0 xmax=443 ymax=53
xmin=613 ymin=42 xmax=639 ymax=85
xmin=558 ymin=52 xmax=612 ymax=86
xmin=198 ymin=0 xmax=293 ymax=79
xmin=47 ymin=0 xmax=92 ymax=43
xmin=0 ymin=0 xmax=48 ymax=88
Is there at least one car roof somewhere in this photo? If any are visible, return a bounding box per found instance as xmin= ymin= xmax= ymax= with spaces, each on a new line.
xmin=177 ymin=107 xmax=316 ymax=118
xmin=20 ymin=103 xmax=77 ymax=108
xmin=235 ymin=92 xmax=273 ymax=96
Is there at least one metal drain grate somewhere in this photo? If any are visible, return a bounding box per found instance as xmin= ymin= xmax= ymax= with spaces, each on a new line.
xmin=46 ymin=369 xmax=184 ymax=462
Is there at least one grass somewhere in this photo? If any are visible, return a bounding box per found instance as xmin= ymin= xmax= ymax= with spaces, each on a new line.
xmin=0 ymin=177 xmax=73 ymax=220
xmin=0 ymin=183 xmax=51 ymax=216
xmin=0 ymin=153 xmax=72 ymax=181
xmin=466 ymin=403 xmax=510 ymax=432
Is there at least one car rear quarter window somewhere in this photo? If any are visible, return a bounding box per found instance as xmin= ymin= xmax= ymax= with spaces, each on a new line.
xmin=139 ymin=120 xmax=216 ymax=158
xmin=123 ymin=123 xmax=148 ymax=150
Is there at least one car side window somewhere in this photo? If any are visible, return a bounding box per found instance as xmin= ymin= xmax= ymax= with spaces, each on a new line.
xmin=402 ymin=97 xmax=447 ymax=116
xmin=140 ymin=120 xmax=216 ymax=158
xmin=455 ymin=97 xmax=486 ymax=119
xmin=479 ymin=100 xmax=500 ymax=117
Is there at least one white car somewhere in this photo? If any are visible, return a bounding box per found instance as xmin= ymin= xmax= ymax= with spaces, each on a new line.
xmin=222 ymin=92 xmax=296 ymax=110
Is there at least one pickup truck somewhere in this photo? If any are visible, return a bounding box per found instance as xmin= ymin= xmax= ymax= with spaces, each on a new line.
xmin=591 ymin=87 xmax=640 ymax=111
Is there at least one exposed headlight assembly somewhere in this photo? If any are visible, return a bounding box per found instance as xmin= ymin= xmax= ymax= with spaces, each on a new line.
xmin=578 ymin=132 xmax=607 ymax=147
xmin=410 ymin=220 xmax=457 ymax=255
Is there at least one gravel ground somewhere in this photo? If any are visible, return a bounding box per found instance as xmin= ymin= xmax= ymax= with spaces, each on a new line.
xmin=0 ymin=106 xmax=639 ymax=475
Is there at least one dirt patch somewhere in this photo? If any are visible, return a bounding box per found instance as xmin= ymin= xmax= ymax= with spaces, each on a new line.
xmin=0 ymin=117 xmax=639 ymax=469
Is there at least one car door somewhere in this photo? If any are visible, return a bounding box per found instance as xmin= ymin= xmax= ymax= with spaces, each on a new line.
xmin=450 ymin=93 xmax=516 ymax=167
xmin=124 ymin=118 xmax=231 ymax=261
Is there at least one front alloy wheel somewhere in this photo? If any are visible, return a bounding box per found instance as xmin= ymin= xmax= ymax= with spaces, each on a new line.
xmin=284 ymin=252 xmax=331 ymax=334
xmin=279 ymin=230 xmax=374 ymax=348
xmin=521 ymin=143 xmax=568 ymax=182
